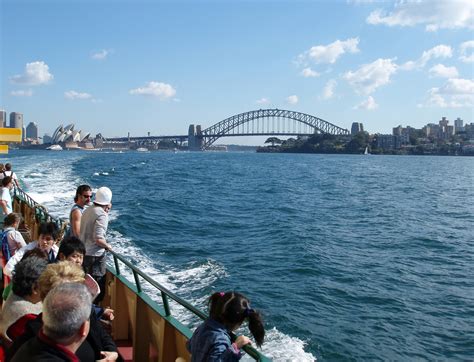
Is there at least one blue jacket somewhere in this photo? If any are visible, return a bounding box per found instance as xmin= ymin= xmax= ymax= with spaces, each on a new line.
xmin=187 ymin=318 xmax=242 ymax=361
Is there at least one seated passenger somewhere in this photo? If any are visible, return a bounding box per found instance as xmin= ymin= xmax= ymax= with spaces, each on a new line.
xmin=0 ymin=257 xmax=48 ymax=345
xmin=56 ymin=236 xmax=114 ymax=321
xmin=56 ymin=236 xmax=86 ymax=267
xmin=7 ymin=261 xmax=118 ymax=362
xmin=11 ymin=283 xmax=92 ymax=362
xmin=2 ymin=249 xmax=49 ymax=302
xmin=3 ymin=222 xmax=59 ymax=278
xmin=187 ymin=291 xmax=265 ymax=361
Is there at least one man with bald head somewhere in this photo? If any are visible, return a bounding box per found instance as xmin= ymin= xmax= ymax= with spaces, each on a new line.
xmin=11 ymin=283 xmax=92 ymax=361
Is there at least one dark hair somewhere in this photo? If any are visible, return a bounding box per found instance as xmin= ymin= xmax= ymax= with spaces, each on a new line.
xmin=12 ymin=256 xmax=48 ymax=297
xmin=74 ymin=184 xmax=92 ymax=202
xmin=209 ymin=291 xmax=265 ymax=347
xmin=58 ymin=236 xmax=86 ymax=258
xmin=5 ymin=163 xmax=11 ymax=171
xmin=21 ymin=248 xmax=49 ymax=261
xmin=38 ymin=222 xmax=59 ymax=240
xmin=2 ymin=176 xmax=12 ymax=187
xmin=3 ymin=212 xmax=22 ymax=227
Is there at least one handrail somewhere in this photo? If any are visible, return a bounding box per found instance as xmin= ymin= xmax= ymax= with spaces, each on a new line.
xmin=13 ymin=187 xmax=271 ymax=361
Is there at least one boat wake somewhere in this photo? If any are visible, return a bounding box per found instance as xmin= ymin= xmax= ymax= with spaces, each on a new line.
xmin=13 ymin=153 xmax=316 ymax=361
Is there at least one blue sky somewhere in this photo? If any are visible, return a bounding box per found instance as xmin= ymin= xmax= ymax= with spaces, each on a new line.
xmin=1 ymin=0 xmax=473 ymax=144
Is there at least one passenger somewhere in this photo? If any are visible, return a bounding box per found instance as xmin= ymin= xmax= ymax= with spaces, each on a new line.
xmin=2 ymin=213 xmax=27 ymax=257
xmin=56 ymin=236 xmax=86 ymax=267
xmin=7 ymin=262 xmax=118 ymax=361
xmin=66 ymin=184 xmax=92 ymax=238
xmin=56 ymin=236 xmax=115 ymax=321
xmin=0 ymin=164 xmax=19 ymax=188
xmin=10 ymin=282 xmax=92 ymax=362
xmin=2 ymin=247 xmax=49 ymax=302
xmin=187 ymin=291 xmax=265 ymax=361
xmin=3 ymin=222 xmax=59 ymax=278
xmin=0 ymin=257 xmax=48 ymax=345
xmin=1 ymin=213 xmax=26 ymax=289
xmin=80 ymin=186 xmax=113 ymax=302
xmin=0 ymin=177 xmax=14 ymax=224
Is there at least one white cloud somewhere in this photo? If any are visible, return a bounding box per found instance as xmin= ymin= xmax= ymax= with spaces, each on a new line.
xmin=320 ymin=79 xmax=337 ymax=100
xmin=256 ymin=97 xmax=270 ymax=105
xmin=286 ymin=95 xmax=298 ymax=105
xmin=367 ymin=0 xmax=474 ymax=32
xmin=301 ymin=67 xmax=320 ymax=77
xmin=129 ymin=81 xmax=176 ymax=100
xmin=423 ymin=78 xmax=474 ymax=108
xmin=10 ymin=61 xmax=53 ymax=85
xmin=298 ymin=37 xmax=359 ymax=65
xmin=343 ymin=58 xmax=398 ymax=95
xmin=400 ymin=45 xmax=452 ymax=70
xmin=91 ymin=49 xmax=111 ymax=60
xmin=10 ymin=89 xmax=33 ymax=97
xmin=429 ymin=64 xmax=459 ymax=78
xmin=459 ymin=40 xmax=474 ymax=63
xmin=64 ymin=90 xmax=93 ymax=100
xmin=354 ymin=96 xmax=378 ymax=110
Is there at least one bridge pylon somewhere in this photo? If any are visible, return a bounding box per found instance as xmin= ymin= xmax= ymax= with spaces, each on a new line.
xmin=188 ymin=124 xmax=203 ymax=151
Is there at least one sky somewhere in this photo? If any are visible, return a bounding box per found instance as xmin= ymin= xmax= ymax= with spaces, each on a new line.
xmin=1 ymin=0 xmax=473 ymax=145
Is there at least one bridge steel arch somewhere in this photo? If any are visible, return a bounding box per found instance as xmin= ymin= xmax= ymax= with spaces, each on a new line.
xmin=200 ymin=109 xmax=350 ymax=149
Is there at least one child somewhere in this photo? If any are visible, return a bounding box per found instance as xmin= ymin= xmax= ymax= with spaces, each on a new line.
xmin=187 ymin=291 xmax=265 ymax=361
xmin=57 ymin=235 xmax=86 ymax=267
xmin=57 ymin=236 xmax=114 ymax=321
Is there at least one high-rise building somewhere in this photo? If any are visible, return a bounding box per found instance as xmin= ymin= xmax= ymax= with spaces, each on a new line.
xmin=351 ymin=122 xmax=364 ymax=135
xmin=0 ymin=110 xmax=6 ymax=128
xmin=454 ymin=117 xmax=464 ymax=133
xmin=43 ymin=133 xmax=52 ymax=144
xmin=9 ymin=112 xmax=24 ymax=129
xmin=26 ymin=122 xmax=39 ymax=139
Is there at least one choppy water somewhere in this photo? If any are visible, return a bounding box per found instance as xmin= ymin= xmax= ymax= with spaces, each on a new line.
xmin=4 ymin=150 xmax=474 ymax=361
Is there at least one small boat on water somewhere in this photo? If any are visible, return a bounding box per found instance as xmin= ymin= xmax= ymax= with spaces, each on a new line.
xmin=136 ymin=147 xmax=149 ymax=152
xmin=46 ymin=144 xmax=63 ymax=151
xmin=364 ymin=146 xmax=370 ymax=155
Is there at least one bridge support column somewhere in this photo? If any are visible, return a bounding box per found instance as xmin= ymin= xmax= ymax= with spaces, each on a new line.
xmin=188 ymin=124 xmax=203 ymax=151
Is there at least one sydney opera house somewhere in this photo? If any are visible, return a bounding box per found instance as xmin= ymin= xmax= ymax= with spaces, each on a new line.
xmin=48 ymin=124 xmax=95 ymax=149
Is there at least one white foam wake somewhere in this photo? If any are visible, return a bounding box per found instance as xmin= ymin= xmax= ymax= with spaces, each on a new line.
xmin=12 ymin=153 xmax=317 ymax=361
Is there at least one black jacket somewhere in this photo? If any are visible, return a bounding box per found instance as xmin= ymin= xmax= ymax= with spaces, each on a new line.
xmin=7 ymin=308 xmax=117 ymax=361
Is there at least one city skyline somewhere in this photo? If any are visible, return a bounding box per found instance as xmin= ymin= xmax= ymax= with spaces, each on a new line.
xmin=1 ymin=0 xmax=473 ymax=145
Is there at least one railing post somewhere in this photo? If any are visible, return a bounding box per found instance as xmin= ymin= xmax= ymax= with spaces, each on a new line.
xmin=161 ymin=292 xmax=171 ymax=316
xmin=113 ymin=254 xmax=121 ymax=275
xmin=132 ymin=270 xmax=142 ymax=293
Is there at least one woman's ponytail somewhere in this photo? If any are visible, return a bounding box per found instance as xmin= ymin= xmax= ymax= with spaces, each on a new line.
xmin=247 ymin=309 xmax=265 ymax=347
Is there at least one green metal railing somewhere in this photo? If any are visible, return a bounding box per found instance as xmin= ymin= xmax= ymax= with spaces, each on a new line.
xmin=13 ymin=188 xmax=271 ymax=362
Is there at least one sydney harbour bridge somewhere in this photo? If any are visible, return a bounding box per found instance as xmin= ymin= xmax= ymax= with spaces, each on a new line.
xmin=107 ymin=109 xmax=350 ymax=150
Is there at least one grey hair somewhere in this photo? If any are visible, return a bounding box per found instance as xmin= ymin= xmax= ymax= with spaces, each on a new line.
xmin=42 ymin=282 xmax=92 ymax=342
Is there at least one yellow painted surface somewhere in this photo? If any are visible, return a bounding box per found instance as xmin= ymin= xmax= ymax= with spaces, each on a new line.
xmin=0 ymin=145 xmax=8 ymax=154
xmin=0 ymin=128 xmax=22 ymax=142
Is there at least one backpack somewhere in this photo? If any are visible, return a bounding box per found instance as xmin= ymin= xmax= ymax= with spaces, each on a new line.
xmin=1 ymin=230 xmax=12 ymax=263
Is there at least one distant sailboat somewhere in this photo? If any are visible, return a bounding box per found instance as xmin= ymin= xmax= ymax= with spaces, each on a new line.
xmin=364 ymin=146 xmax=370 ymax=155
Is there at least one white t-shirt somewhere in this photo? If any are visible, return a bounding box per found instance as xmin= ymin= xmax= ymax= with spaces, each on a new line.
xmin=3 ymin=227 xmax=27 ymax=255
xmin=0 ymin=171 xmax=17 ymax=181
xmin=0 ymin=187 xmax=12 ymax=217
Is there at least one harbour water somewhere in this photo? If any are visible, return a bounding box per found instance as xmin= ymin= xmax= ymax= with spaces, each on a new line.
xmin=4 ymin=150 xmax=474 ymax=361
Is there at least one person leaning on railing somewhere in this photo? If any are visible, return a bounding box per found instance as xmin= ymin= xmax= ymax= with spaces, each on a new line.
xmin=0 ymin=177 xmax=14 ymax=225
xmin=80 ymin=186 xmax=113 ymax=303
